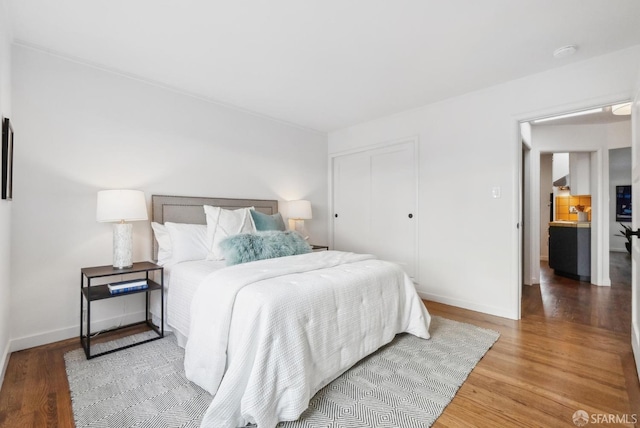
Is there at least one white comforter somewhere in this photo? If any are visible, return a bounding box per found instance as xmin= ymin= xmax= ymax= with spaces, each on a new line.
xmin=185 ymin=250 xmax=431 ymax=428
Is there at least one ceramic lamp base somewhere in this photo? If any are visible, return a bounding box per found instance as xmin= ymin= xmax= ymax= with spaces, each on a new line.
xmin=113 ymin=222 xmax=133 ymax=269
xmin=288 ymin=219 xmax=309 ymax=240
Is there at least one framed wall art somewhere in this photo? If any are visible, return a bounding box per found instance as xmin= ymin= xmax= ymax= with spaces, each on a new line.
xmin=2 ymin=117 xmax=13 ymax=200
xmin=616 ymin=185 xmax=631 ymax=222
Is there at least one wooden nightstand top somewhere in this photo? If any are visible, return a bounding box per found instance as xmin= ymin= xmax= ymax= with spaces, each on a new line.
xmin=81 ymin=261 xmax=162 ymax=278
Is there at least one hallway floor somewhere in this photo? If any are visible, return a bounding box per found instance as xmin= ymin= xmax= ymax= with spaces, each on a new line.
xmin=522 ymin=252 xmax=632 ymax=334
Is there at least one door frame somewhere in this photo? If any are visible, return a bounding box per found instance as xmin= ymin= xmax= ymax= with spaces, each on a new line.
xmin=630 ymin=86 xmax=640 ymax=381
xmin=521 ymin=137 xmax=610 ymax=288
xmin=328 ymin=136 xmax=420 ymax=282
xmin=515 ymin=94 xmax=631 ymax=317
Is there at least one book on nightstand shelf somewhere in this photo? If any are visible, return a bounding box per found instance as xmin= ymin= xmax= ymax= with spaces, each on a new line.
xmin=107 ymin=279 xmax=148 ymax=294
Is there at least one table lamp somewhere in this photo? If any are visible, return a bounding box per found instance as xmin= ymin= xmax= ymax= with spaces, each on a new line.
xmin=287 ymin=200 xmax=312 ymax=239
xmin=96 ymin=189 xmax=148 ymax=269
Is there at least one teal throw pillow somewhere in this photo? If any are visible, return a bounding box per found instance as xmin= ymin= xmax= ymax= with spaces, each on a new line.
xmin=250 ymin=210 xmax=286 ymax=231
xmin=220 ymin=230 xmax=312 ymax=265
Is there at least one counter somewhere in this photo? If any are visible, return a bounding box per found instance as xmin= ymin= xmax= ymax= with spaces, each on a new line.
xmin=548 ymin=222 xmax=591 ymax=282
xmin=549 ymin=221 xmax=591 ymax=228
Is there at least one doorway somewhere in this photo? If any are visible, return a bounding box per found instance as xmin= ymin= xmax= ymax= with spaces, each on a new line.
xmin=520 ymin=103 xmax=632 ymax=313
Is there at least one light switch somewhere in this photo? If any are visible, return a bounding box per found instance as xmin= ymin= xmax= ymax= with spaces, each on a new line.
xmin=492 ymin=187 xmax=501 ymax=198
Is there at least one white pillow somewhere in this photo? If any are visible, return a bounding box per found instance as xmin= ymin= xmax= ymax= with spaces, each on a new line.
xmin=151 ymin=222 xmax=172 ymax=265
xmin=204 ymin=205 xmax=255 ymax=260
xmin=165 ymin=222 xmax=209 ymax=263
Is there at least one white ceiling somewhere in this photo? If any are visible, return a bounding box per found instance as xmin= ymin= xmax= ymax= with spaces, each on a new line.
xmin=7 ymin=0 xmax=640 ymax=133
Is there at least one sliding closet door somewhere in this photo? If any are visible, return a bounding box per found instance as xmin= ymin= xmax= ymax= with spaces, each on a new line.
xmin=333 ymin=152 xmax=371 ymax=255
xmin=332 ymin=140 xmax=417 ymax=280
xmin=370 ymin=143 xmax=417 ymax=278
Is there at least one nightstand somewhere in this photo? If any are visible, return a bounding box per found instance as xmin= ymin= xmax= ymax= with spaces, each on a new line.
xmin=80 ymin=261 xmax=164 ymax=359
xmin=311 ymin=245 xmax=329 ymax=251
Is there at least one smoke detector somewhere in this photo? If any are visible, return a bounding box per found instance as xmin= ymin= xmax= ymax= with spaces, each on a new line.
xmin=553 ymin=45 xmax=577 ymax=59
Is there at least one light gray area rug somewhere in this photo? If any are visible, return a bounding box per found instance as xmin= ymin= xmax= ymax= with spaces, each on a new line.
xmin=65 ymin=316 xmax=499 ymax=428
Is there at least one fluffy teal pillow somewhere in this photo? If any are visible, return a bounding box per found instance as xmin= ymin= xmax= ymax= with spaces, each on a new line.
xmin=220 ymin=231 xmax=312 ymax=265
xmin=250 ymin=210 xmax=286 ymax=231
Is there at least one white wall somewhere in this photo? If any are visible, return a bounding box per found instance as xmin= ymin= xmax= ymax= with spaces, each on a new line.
xmin=610 ymin=147 xmax=632 ymax=252
xmin=0 ymin=0 xmax=12 ymax=385
xmin=533 ymin=121 xmax=630 ymax=152
xmin=329 ymin=46 xmax=640 ymax=319
xmin=9 ymin=45 xmax=328 ymax=350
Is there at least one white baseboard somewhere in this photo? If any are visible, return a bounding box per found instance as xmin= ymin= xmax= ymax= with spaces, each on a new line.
xmin=0 ymin=339 xmax=10 ymax=391
xmin=417 ymin=291 xmax=518 ymax=320
xmin=10 ymin=310 xmax=147 ymax=353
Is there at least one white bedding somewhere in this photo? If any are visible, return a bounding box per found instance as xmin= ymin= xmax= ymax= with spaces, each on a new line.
xmin=163 ymin=260 xmax=226 ymax=347
xmin=184 ymin=250 xmax=431 ymax=428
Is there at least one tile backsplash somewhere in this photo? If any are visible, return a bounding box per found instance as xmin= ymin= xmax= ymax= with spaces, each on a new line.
xmin=556 ymin=195 xmax=591 ymax=221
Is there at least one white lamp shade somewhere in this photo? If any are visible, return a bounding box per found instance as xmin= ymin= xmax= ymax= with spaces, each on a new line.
xmin=96 ymin=190 xmax=148 ymax=222
xmin=287 ymin=200 xmax=312 ymax=220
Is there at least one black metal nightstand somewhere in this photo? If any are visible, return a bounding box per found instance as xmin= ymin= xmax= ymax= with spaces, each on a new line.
xmin=80 ymin=261 xmax=164 ymax=359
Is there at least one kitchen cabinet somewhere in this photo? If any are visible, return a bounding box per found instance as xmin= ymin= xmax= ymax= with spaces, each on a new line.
xmin=548 ymin=222 xmax=591 ymax=282
xmin=569 ymin=152 xmax=590 ymax=195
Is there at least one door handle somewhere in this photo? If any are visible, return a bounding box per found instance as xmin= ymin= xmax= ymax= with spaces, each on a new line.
xmin=625 ymin=229 xmax=640 ymax=239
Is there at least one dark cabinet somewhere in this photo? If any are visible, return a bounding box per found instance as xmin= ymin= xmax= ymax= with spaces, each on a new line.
xmin=549 ymin=223 xmax=591 ymax=282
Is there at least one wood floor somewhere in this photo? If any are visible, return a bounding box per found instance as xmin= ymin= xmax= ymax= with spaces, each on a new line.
xmin=434 ymin=253 xmax=639 ymax=427
xmin=0 ymin=253 xmax=638 ymax=427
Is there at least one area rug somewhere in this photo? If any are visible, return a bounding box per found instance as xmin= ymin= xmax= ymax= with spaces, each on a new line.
xmin=64 ymin=316 xmax=499 ymax=428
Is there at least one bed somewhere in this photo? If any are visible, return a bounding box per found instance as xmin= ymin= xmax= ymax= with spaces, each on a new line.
xmin=150 ymin=195 xmax=431 ymax=428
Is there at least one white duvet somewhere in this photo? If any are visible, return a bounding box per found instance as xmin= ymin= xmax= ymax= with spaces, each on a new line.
xmin=185 ymin=250 xmax=431 ymax=428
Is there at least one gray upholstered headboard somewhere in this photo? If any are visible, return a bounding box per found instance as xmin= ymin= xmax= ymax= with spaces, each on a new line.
xmin=151 ymin=195 xmax=279 ymax=260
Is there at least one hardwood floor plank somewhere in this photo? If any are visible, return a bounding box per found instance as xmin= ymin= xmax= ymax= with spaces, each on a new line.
xmin=447 ymin=380 xmax=577 ymax=427
xmin=622 ymin=351 xmax=640 ymax=417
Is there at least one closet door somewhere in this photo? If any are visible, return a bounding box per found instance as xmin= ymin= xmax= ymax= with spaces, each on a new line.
xmin=333 ymin=152 xmax=371 ymax=255
xmin=332 ymin=140 xmax=417 ymax=280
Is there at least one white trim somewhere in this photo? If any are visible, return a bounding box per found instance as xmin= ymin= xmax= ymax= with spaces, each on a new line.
xmin=631 ymin=69 xmax=640 ymax=383
xmin=633 ymin=322 xmax=640 ymax=381
xmin=515 ymin=96 xmax=627 ymax=315
xmin=591 ymin=149 xmax=612 ymax=286
xmin=328 ymin=134 xmax=420 ymax=158
xmin=0 ymin=339 xmax=10 ymax=390
xmin=418 ymin=291 xmax=518 ymax=320
xmin=514 ymin=124 xmax=525 ymax=318
xmin=514 ymin=132 xmax=540 ymax=290
xmin=413 ymin=138 xmax=421 ymax=286
xmin=9 ymin=310 xmax=146 ymax=353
